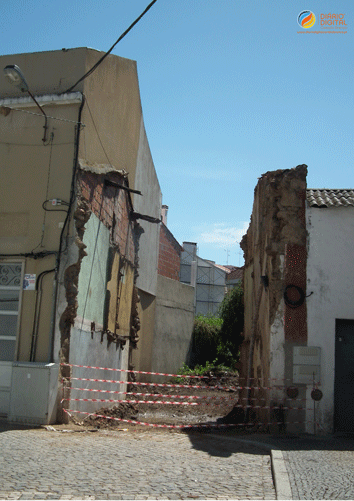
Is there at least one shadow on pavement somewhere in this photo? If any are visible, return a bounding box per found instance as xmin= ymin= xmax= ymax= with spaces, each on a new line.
xmin=183 ymin=425 xmax=354 ymax=457
xmin=183 ymin=428 xmax=271 ymax=458
xmin=254 ymin=432 xmax=354 ymax=451
xmin=0 ymin=418 xmax=40 ymax=433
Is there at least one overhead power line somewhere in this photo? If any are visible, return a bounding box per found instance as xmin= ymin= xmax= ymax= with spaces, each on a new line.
xmin=64 ymin=0 xmax=158 ymax=94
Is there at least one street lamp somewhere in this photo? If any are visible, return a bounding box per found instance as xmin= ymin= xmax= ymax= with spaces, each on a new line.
xmin=3 ymin=64 xmax=48 ymax=143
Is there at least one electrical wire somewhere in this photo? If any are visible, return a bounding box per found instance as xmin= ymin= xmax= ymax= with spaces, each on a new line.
xmin=63 ymin=0 xmax=158 ymax=94
xmin=0 ymin=251 xmax=57 ymax=259
xmin=31 ymin=134 xmax=55 ymax=253
xmin=85 ymin=97 xmax=114 ymax=169
xmin=6 ymin=107 xmax=86 ymax=126
xmin=0 ymin=140 xmax=77 ymax=147
xmin=56 ymin=95 xmax=86 ymax=259
xmin=42 ymin=200 xmax=70 ymax=213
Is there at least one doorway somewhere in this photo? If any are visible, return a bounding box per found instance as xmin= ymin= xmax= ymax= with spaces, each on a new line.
xmin=334 ymin=319 xmax=354 ymax=432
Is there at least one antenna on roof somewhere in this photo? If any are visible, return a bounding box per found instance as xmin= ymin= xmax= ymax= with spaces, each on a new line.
xmin=224 ymin=249 xmax=230 ymax=265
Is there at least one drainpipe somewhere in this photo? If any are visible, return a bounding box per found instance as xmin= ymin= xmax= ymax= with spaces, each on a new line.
xmin=47 ymin=273 xmax=58 ymax=362
xmin=30 ymin=268 xmax=56 ymax=362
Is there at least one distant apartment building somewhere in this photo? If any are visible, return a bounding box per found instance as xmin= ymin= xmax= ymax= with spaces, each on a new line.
xmin=180 ymin=242 xmax=229 ymax=316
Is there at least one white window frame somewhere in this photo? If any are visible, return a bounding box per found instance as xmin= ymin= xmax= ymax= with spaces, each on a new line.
xmin=0 ymin=261 xmax=24 ymax=362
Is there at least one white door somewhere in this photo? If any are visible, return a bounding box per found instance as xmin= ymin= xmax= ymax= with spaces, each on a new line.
xmin=0 ymin=263 xmax=22 ymax=415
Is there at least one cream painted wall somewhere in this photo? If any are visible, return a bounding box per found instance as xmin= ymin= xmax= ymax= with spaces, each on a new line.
xmin=152 ymin=275 xmax=194 ymax=375
xmin=133 ymin=118 xmax=162 ymax=296
xmin=1 ymin=48 xmax=162 ymax=421
xmin=306 ymin=205 xmax=354 ymax=433
xmin=80 ymin=50 xmax=142 ymax=187
xmin=0 ymin=94 xmax=81 ymax=363
xmin=0 ymin=49 xmax=86 ymax=98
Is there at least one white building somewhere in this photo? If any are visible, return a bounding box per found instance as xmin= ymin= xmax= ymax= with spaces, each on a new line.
xmin=306 ymin=189 xmax=354 ymax=433
xmin=240 ymin=163 xmax=354 ymax=435
xmin=180 ymin=242 xmax=228 ymax=316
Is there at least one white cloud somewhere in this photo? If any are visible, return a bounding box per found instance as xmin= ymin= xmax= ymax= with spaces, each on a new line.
xmin=198 ymin=221 xmax=249 ymax=248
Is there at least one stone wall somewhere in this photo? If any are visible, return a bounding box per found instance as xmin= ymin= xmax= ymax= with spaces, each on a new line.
xmin=240 ymin=165 xmax=308 ymax=429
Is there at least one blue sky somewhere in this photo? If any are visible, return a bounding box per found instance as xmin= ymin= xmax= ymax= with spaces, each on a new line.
xmin=1 ymin=1 xmax=352 ymax=266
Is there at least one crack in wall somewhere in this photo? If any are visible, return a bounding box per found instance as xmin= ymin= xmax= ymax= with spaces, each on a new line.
xmin=59 ymin=199 xmax=90 ymax=378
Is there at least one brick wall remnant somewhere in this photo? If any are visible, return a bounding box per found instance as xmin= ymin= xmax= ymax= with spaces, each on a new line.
xmin=239 ymin=164 xmax=308 ymax=422
xmin=59 ymin=168 xmax=142 ymax=389
xmin=241 ymin=164 xmax=307 ymax=327
xmin=158 ymin=223 xmax=182 ymax=281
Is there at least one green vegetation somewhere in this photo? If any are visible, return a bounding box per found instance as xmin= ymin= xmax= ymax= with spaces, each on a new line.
xmin=187 ymin=284 xmax=244 ymax=372
xmin=218 ymin=284 xmax=244 ymax=366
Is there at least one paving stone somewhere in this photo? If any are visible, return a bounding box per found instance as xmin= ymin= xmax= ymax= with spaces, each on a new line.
xmin=282 ymin=446 xmax=354 ymax=500
xmin=0 ymin=427 xmax=276 ymax=500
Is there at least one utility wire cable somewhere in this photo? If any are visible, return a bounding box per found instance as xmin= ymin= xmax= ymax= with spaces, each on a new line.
xmin=64 ymin=0 xmax=158 ymax=94
xmin=31 ymin=134 xmax=54 ymax=253
xmin=85 ymin=97 xmax=114 ymax=170
xmin=6 ymin=107 xmax=85 ymax=126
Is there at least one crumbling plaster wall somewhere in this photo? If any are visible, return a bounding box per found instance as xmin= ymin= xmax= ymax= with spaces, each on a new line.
xmin=57 ymin=168 xmax=140 ymax=417
xmin=240 ymin=165 xmax=308 ymax=426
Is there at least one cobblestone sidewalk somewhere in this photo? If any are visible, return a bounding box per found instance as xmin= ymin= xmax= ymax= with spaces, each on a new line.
xmin=225 ymin=432 xmax=354 ymax=501
xmin=0 ymin=426 xmax=276 ymax=500
xmin=282 ymin=442 xmax=354 ymax=500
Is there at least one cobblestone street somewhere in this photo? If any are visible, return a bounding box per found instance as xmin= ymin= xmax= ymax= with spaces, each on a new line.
xmin=0 ymin=426 xmax=275 ymax=500
xmin=281 ymin=436 xmax=354 ymax=500
xmin=235 ymin=432 xmax=354 ymax=501
xmin=283 ymin=449 xmax=354 ymax=500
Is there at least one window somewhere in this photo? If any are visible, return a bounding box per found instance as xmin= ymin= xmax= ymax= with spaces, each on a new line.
xmin=0 ymin=263 xmax=22 ymax=361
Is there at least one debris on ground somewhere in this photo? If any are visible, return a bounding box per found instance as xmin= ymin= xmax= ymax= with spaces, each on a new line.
xmin=60 ymin=371 xmax=246 ymax=432
xmin=82 ymin=402 xmax=138 ymax=428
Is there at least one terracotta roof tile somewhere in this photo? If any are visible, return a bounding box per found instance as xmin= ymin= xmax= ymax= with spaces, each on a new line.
xmin=226 ymin=267 xmax=244 ymax=280
xmin=306 ymin=189 xmax=354 ymax=208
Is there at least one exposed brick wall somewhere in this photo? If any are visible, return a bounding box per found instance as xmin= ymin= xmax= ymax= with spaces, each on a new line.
xmin=78 ymin=170 xmax=137 ymax=265
xmin=158 ymin=223 xmax=182 ymax=281
xmin=284 ymin=243 xmax=307 ymax=343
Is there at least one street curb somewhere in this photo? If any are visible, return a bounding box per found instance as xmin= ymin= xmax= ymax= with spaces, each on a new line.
xmin=270 ymin=450 xmax=292 ymax=500
xmin=207 ymin=434 xmax=292 ymax=500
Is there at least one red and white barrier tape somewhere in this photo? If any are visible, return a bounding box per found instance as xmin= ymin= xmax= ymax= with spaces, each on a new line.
xmin=68 ymin=387 xmax=309 ymax=407
xmin=64 ymin=397 xmax=313 ymax=412
xmin=64 ymin=398 xmax=198 ymax=405
xmin=70 ymin=386 xmax=234 ymax=401
xmin=61 ymin=362 xmax=211 ymax=379
xmin=67 ymin=376 xmax=274 ymax=392
xmin=62 ymin=407 xmax=315 ymax=429
xmin=61 ymin=363 xmax=321 ymax=385
xmin=70 ymin=387 xmax=308 ymax=403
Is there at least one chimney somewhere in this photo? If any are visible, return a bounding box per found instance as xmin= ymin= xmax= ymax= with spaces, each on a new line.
xmin=161 ymin=205 xmax=169 ymax=225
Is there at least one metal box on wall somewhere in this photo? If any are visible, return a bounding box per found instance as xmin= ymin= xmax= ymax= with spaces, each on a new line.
xmin=293 ymin=346 xmax=321 ymax=365
xmin=293 ymin=347 xmax=321 ymax=385
xmin=9 ymin=362 xmax=59 ymax=425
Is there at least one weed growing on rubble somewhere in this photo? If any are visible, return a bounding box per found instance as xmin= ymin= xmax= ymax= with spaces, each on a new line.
xmin=172 ymin=360 xmax=230 ymax=384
